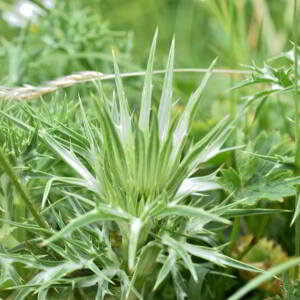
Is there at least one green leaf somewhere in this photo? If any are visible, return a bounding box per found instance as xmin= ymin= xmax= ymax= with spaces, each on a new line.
xmin=158 ymin=37 xmax=175 ymax=142
xmin=187 ymin=265 xmax=210 ymax=300
xmin=223 ymin=208 xmax=290 ymax=218
xmin=128 ymin=218 xmax=143 ymax=272
xmin=187 ymin=58 xmax=218 ymax=122
xmin=139 ymin=29 xmax=158 ymax=132
xmin=175 ymin=172 xmax=222 ymax=201
xmin=234 ymin=177 xmax=300 ymax=206
xmin=156 ymin=204 xmax=231 ymax=225
xmin=154 ymin=250 xmax=176 ymax=290
xmin=221 ymin=131 xmax=297 ymax=205
xmin=171 ymin=264 xmax=187 ymax=300
xmin=112 ymin=51 xmax=132 ymax=146
xmin=42 ymin=207 xmax=132 ymax=246
xmin=0 ymin=254 xmax=23 ymax=287
xmin=220 ymin=168 xmax=241 ymax=192
xmin=162 ymin=235 xmax=198 ymax=282
xmin=183 ymin=243 xmax=263 ymax=273
xmin=172 ymin=58 xmax=217 ymax=162
xmin=42 ymin=176 xmax=97 ymax=209
xmin=40 ymin=132 xmax=101 ymax=195
xmin=146 ymin=113 xmax=160 ymax=190
xmin=167 ymin=117 xmax=233 ymax=194
xmin=134 ymin=128 xmax=146 ymax=191
xmin=78 ymin=96 xmax=96 ymax=149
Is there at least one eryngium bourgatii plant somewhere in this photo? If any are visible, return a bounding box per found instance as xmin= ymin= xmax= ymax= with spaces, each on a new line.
xmin=1 ymin=32 xmax=260 ymax=299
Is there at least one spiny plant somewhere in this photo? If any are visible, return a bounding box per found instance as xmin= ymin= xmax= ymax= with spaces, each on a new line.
xmin=0 ymin=33 xmax=265 ymax=299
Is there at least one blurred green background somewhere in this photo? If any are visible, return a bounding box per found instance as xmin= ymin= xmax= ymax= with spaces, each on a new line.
xmin=0 ymin=0 xmax=297 ymax=77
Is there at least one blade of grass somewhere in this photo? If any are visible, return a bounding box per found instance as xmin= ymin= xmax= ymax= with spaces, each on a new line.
xmin=228 ymin=257 xmax=300 ymax=300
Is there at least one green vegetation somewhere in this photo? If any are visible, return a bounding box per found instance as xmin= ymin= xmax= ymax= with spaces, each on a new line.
xmin=1 ymin=0 xmax=300 ymax=299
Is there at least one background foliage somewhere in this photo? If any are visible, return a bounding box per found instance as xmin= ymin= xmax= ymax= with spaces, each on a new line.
xmin=1 ymin=0 xmax=300 ymax=299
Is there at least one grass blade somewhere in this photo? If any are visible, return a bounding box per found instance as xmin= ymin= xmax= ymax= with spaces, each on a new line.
xmin=228 ymin=257 xmax=300 ymax=300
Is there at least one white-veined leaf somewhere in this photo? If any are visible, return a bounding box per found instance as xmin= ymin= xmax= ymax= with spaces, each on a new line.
xmin=162 ymin=235 xmax=197 ymax=282
xmin=175 ymin=174 xmax=222 ymax=201
xmin=40 ymin=132 xmax=101 ymax=194
xmin=128 ymin=218 xmax=143 ymax=272
xmin=156 ymin=204 xmax=231 ymax=225
xmin=139 ymin=29 xmax=158 ymax=132
xmin=112 ymin=51 xmax=132 ymax=146
xmin=171 ymin=58 xmax=217 ymax=161
xmin=154 ymin=249 xmax=176 ymax=290
xmin=183 ymin=243 xmax=263 ymax=273
xmin=42 ymin=176 xmax=97 ymax=209
xmin=42 ymin=207 xmax=132 ymax=246
xmin=171 ymin=264 xmax=187 ymax=300
xmin=158 ymin=37 xmax=175 ymax=142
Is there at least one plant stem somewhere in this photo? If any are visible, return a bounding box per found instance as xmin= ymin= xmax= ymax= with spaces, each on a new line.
xmin=256 ymin=215 xmax=270 ymax=239
xmin=237 ymin=236 xmax=257 ymax=261
xmin=294 ymin=0 xmax=300 ymax=279
xmin=227 ymin=2 xmax=240 ymax=253
xmin=0 ymin=148 xmax=49 ymax=230
xmin=237 ymin=215 xmax=269 ymax=261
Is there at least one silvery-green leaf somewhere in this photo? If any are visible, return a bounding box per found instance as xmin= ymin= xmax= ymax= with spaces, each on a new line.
xmin=139 ymin=29 xmax=158 ymax=132
xmin=183 ymin=243 xmax=263 ymax=273
xmin=112 ymin=51 xmax=132 ymax=146
xmin=158 ymin=37 xmax=175 ymax=142
xmin=171 ymin=58 xmax=217 ymax=161
xmin=40 ymin=132 xmax=101 ymax=194
xmin=42 ymin=176 xmax=97 ymax=209
xmin=128 ymin=218 xmax=143 ymax=272
xmin=153 ymin=249 xmax=176 ymax=290
xmin=171 ymin=264 xmax=187 ymax=300
xmin=162 ymin=235 xmax=197 ymax=282
xmin=42 ymin=207 xmax=132 ymax=246
xmin=156 ymin=204 xmax=231 ymax=225
xmin=175 ymin=173 xmax=222 ymax=201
